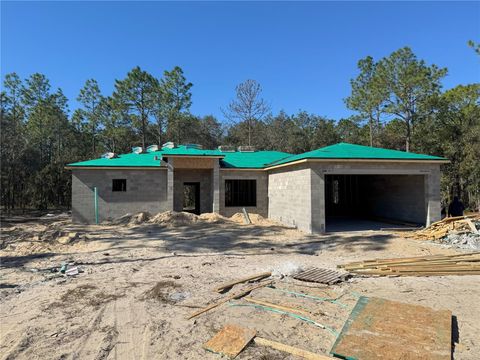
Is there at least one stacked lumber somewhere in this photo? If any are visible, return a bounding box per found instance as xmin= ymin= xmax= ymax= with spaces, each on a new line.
xmin=399 ymin=214 xmax=479 ymax=241
xmin=338 ymin=252 xmax=480 ymax=276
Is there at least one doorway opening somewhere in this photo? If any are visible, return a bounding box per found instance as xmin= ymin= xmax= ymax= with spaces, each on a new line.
xmin=183 ymin=182 xmax=200 ymax=215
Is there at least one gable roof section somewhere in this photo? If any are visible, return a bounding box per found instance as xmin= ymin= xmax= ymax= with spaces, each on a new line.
xmin=266 ymin=143 xmax=448 ymax=167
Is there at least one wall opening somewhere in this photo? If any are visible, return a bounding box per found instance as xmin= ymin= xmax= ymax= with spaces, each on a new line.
xmin=325 ymin=174 xmax=426 ymax=231
xmin=183 ymin=182 xmax=200 ymax=215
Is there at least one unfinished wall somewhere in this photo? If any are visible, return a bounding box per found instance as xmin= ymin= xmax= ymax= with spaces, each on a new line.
xmin=72 ymin=169 xmax=168 ymax=223
xmin=219 ymin=170 xmax=268 ymax=217
xmin=173 ymin=169 xmax=213 ymax=213
xmin=268 ymin=164 xmax=324 ymax=233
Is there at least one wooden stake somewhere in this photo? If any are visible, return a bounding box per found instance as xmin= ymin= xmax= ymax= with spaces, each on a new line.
xmin=214 ymin=272 xmax=272 ymax=293
xmin=187 ymin=280 xmax=273 ymax=320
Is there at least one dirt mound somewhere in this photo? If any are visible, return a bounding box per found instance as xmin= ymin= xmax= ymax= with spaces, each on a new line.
xmin=230 ymin=212 xmax=279 ymax=226
xmin=111 ymin=212 xmax=151 ymax=226
xmin=198 ymin=213 xmax=230 ymax=223
xmin=149 ymin=211 xmax=200 ymax=226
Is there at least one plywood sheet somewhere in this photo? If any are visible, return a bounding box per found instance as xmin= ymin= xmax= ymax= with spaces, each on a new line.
xmin=330 ymin=296 xmax=452 ymax=360
xmin=203 ymin=324 xmax=256 ymax=358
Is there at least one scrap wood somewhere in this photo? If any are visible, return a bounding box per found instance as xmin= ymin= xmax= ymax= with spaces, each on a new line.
xmin=254 ymin=337 xmax=333 ymax=360
xmin=214 ymin=271 xmax=271 ymax=293
xmin=187 ymin=280 xmax=273 ymax=319
xmin=203 ymin=324 xmax=256 ymax=358
xmin=398 ymin=214 xmax=479 ymax=241
xmin=244 ymin=297 xmax=313 ymax=317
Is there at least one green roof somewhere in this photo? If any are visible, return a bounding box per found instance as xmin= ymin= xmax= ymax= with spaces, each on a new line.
xmin=221 ymin=150 xmax=291 ymax=169
xmin=268 ymin=143 xmax=447 ymax=166
xmin=67 ymin=145 xmax=290 ymax=169
xmin=67 ymin=143 xmax=447 ymax=169
xmin=67 ymin=145 xmax=224 ymax=168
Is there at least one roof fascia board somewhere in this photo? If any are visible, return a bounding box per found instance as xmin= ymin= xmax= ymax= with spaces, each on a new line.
xmin=65 ymin=166 xmax=167 ymax=170
xmin=265 ymin=158 xmax=449 ymax=170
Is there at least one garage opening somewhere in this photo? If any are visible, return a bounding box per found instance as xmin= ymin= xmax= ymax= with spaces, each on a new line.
xmin=325 ymin=174 xmax=426 ymax=232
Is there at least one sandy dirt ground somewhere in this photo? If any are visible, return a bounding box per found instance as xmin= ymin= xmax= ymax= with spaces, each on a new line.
xmin=0 ymin=212 xmax=479 ymax=360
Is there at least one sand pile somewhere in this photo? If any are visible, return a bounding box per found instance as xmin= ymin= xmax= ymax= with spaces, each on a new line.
xmin=230 ymin=212 xmax=279 ymax=226
xmin=149 ymin=211 xmax=200 ymax=226
xmin=111 ymin=212 xmax=151 ymax=226
xmin=198 ymin=213 xmax=230 ymax=223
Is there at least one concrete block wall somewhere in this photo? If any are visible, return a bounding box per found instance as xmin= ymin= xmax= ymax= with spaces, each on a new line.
xmin=72 ymin=169 xmax=168 ymax=223
xmin=268 ymin=162 xmax=442 ymax=233
xmin=268 ymin=164 xmax=316 ymax=233
xmin=173 ymin=169 xmax=213 ymax=213
xmin=219 ymin=170 xmax=268 ymax=217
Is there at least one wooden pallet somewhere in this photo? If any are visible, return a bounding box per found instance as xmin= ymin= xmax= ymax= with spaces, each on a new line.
xmin=293 ymin=268 xmax=348 ymax=284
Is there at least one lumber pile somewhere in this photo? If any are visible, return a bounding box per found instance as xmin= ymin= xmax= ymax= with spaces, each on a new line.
xmin=338 ymin=252 xmax=480 ymax=276
xmin=399 ymin=214 xmax=479 ymax=241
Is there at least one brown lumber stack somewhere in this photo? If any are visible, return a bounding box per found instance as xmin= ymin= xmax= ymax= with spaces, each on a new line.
xmin=338 ymin=252 xmax=480 ymax=276
xmin=399 ymin=214 xmax=479 ymax=241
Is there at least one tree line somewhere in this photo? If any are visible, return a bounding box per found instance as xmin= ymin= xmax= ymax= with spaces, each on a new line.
xmin=1 ymin=46 xmax=479 ymax=211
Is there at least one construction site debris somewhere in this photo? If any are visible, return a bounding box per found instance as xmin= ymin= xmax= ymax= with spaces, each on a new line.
xmin=187 ymin=280 xmax=274 ymax=320
xmin=254 ymin=337 xmax=333 ymax=360
xmin=203 ymin=324 xmax=256 ymax=358
xmin=399 ymin=214 xmax=480 ymax=244
xmin=338 ymin=252 xmax=480 ymax=276
xmin=214 ymin=271 xmax=272 ymax=293
xmin=271 ymin=261 xmax=303 ymax=277
xmin=293 ymin=268 xmax=349 ymax=285
xmin=330 ymin=296 xmax=452 ymax=360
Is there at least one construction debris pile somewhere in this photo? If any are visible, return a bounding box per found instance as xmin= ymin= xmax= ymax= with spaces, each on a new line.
xmin=338 ymin=252 xmax=480 ymax=276
xmin=400 ymin=214 xmax=480 ymax=250
xmin=190 ymin=268 xmax=454 ymax=359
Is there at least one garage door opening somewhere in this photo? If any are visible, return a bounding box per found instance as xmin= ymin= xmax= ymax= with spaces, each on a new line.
xmin=325 ymin=174 xmax=426 ymax=232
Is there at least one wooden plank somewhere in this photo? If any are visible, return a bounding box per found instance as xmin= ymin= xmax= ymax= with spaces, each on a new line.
xmin=330 ymin=296 xmax=452 ymax=360
xmin=187 ymin=280 xmax=273 ymax=319
xmin=214 ymin=272 xmax=272 ymax=293
xmin=244 ymin=297 xmax=312 ymax=317
xmin=465 ymin=219 xmax=479 ymax=234
xmin=254 ymin=337 xmax=333 ymax=360
xmin=203 ymin=324 xmax=256 ymax=358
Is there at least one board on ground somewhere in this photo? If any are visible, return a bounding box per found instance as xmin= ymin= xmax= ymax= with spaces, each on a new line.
xmin=330 ymin=296 xmax=452 ymax=360
xmin=203 ymin=324 xmax=256 ymax=358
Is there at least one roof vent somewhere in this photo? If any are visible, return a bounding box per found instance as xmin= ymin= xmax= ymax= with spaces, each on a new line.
xmin=185 ymin=144 xmax=203 ymax=150
xmin=218 ymin=145 xmax=236 ymax=152
xmin=146 ymin=145 xmax=159 ymax=152
xmin=162 ymin=141 xmax=176 ymax=149
xmin=101 ymin=152 xmax=117 ymax=159
xmin=132 ymin=146 xmax=143 ymax=154
xmin=238 ymin=145 xmax=256 ymax=152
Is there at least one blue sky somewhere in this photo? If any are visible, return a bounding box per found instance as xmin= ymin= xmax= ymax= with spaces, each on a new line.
xmin=2 ymin=1 xmax=479 ymax=121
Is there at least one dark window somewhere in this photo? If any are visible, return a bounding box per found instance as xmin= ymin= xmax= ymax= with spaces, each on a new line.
xmin=225 ymin=180 xmax=256 ymax=207
xmin=112 ymin=179 xmax=127 ymax=192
